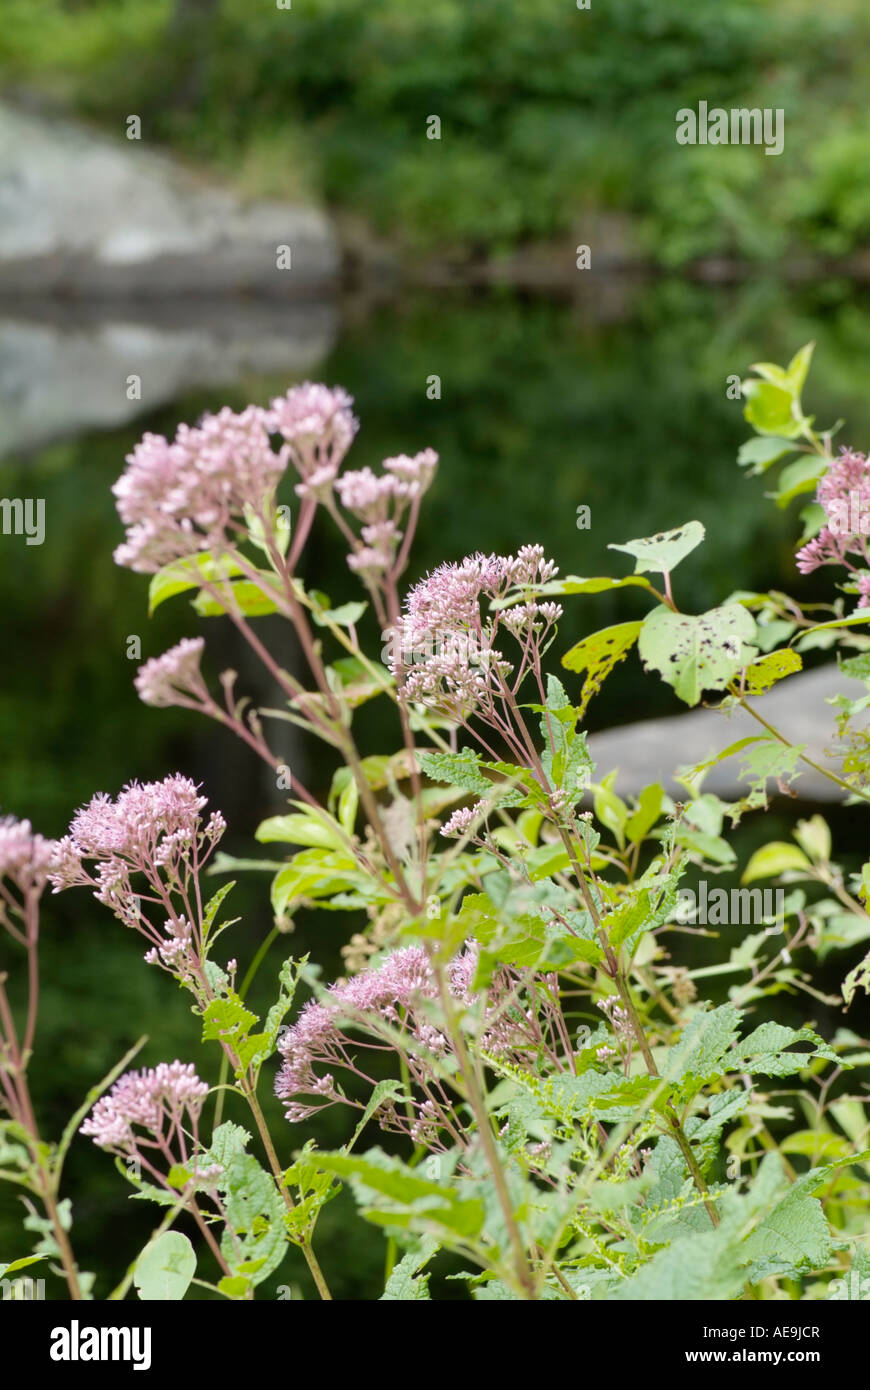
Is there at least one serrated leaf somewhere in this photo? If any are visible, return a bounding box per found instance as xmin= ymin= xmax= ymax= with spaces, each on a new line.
xmin=220 ymin=1154 xmax=287 ymax=1285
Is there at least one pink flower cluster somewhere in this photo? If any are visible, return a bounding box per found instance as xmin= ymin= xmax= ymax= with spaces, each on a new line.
xmin=0 ymin=817 xmax=57 ymax=899
xmin=81 ymin=1061 xmax=209 ymax=1154
xmin=113 ymin=406 xmax=288 ymax=573
xmin=50 ymin=776 xmax=225 ymax=980
xmin=389 ymin=546 xmax=561 ymax=718
xmin=269 ymin=383 xmax=358 ymax=499
xmin=275 ymin=942 xmax=560 ymax=1150
xmin=796 ymin=449 xmax=870 ymax=609
xmin=134 ymin=637 xmax=208 ymax=709
xmin=335 ymin=449 xmax=438 ymax=577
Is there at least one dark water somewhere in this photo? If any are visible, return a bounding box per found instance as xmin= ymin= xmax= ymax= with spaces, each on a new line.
xmin=3 ymin=277 xmax=870 ymax=1296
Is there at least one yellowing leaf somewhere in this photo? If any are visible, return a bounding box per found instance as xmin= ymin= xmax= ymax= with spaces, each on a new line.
xmin=561 ymin=621 xmax=643 ymax=716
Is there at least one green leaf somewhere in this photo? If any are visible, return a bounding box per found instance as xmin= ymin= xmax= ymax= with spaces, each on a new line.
xmin=786 ymin=341 xmax=815 ymax=396
xmin=608 ymin=521 xmax=705 ymax=577
xmin=147 ymin=553 xmax=242 ymax=615
xmin=743 ymin=648 xmax=802 ymax=695
xmin=561 ymin=621 xmax=643 ymax=717
xmin=604 ymin=889 xmax=653 ymax=949
xmin=193 ymin=578 xmax=281 ymax=618
xmin=0 ymin=1255 xmax=45 ymax=1277
xmin=732 ymin=1023 xmax=841 ymax=1077
xmin=270 ymin=851 xmax=362 ymax=917
xmin=345 ymin=1080 xmax=410 ymax=1154
xmin=638 ymin=603 xmax=758 ymax=707
xmin=416 ymin=749 xmax=492 ymax=796
xmin=313 ymin=1150 xmax=485 ymax=1240
xmin=133 ymin=1232 xmax=196 ymax=1301
xmin=625 ymin=783 xmax=663 ymax=845
xmin=490 ymin=574 xmax=654 ymax=607
xmin=741 ymin=842 xmax=812 ymax=882
xmin=255 ymin=812 xmax=346 ymax=851
xmin=796 ymin=611 xmax=870 ymax=640
xmin=737 ymin=436 xmax=797 ymax=475
xmin=308 ymin=594 xmax=366 ymax=628
xmin=381 ymin=1242 xmax=437 ymax=1300
xmin=220 ymin=1154 xmax=288 ymax=1284
xmin=765 ymin=455 xmax=827 ymax=509
xmin=741 ymin=379 xmax=803 ymax=438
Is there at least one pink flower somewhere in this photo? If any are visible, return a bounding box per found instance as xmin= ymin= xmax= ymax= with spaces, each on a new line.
xmin=796 ymin=449 xmax=870 ymax=610
xmin=268 ymin=384 xmax=358 ymax=499
xmin=0 ymin=817 xmax=57 ymax=896
xmin=135 ymin=638 xmax=208 ymax=709
xmin=81 ymin=1061 xmax=209 ymax=1151
xmin=49 ymin=776 xmax=226 ymax=980
xmin=113 ymin=406 xmax=286 ymax=573
xmin=389 ymin=545 xmax=561 ymax=718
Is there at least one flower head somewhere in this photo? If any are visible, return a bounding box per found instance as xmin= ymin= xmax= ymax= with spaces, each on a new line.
xmin=389 ymin=545 xmax=560 ymax=717
xmin=135 ymin=638 xmax=208 ymax=709
xmin=81 ymin=1061 xmax=209 ymax=1152
xmin=113 ymin=406 xmax=287 ymax=573
xmin=796 ymin=449 xmax=870 ymax=610
xmin=268 ymin=384 xmax=358 ymax=499
xmin=0 ymin=818 xmax=57 ymax=897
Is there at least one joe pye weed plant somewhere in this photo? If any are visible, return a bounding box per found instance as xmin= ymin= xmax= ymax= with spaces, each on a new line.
xmin=4 ymin=356 xmax=870 ymax=1301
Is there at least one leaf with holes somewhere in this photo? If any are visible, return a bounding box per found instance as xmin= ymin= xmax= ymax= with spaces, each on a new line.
xmin=744 ymin=649 xmax=802 ymax=695
xmin=561 ymin=622 xmax=643 ymax=716
xmin=638 ymin=604 xmax=758 ymax=708
xmin=608 ymin=521 xmax=705 ymax=577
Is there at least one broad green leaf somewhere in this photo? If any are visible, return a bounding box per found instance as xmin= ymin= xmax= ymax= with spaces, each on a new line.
xmin=608 ymin=521 xmax=705 ymax=577
xmin=737 ymin=436 xmax=797 ymax=475
xmin=741 ymin=842 xmax=812 ymax=883
xmin=147 ymin=553 xmax=242 ymax=615
xmin=133 ymin=1232 xmax=196 ymax=1301
xmin=741 ymin=379 xmax=803 ymax=438
xmin=766 ymin=456 xmax=827 ymax=509
xmin=310 ymin=596 xmax=368 ymax=629
xmin=255 ymin=813 xmax=346 ymax=851
xmin=638 ymin=603 xmax=757 ymax=708
xmin=193 ymin=578 xmax=281 ymax=617
xmin=416 ymin=749 xmax=491 ymax=796
xmin=561 ymin=621 xmax=643 ymax=716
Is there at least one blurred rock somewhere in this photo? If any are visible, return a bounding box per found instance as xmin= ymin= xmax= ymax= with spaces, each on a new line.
xmin=0 ymin=301 xmax=338 ymax=457
xmin=0 ymin=102 xmax=338 ymax=295
xmin=588 ymin=664 xmax=866 ymax=802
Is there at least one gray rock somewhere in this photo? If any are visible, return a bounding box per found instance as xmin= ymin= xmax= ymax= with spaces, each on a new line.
xmin=0 ymin=102 xmax=338 ymax=294
xmin=588 ymin=664 xmax=867 ymax=802
xmin=0 ymin=301 xmax=338 ymax=457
